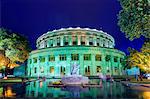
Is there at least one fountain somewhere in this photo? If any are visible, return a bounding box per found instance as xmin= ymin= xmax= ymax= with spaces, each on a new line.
xmin=61 ymin=62 xmax=89 ymax=85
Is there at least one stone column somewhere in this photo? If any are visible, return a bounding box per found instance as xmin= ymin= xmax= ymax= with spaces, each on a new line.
xmin=45 ymin=55 xmax=49 ymax=77
xmin=100 ymin=38 xmax=103 ymax=47
xmin=55 ymin=54 xmax=60 ymax=76
xmin=105 ymin=39 xmax=108 ymax=47
xmin=78 ymin=35 xmax=81 ymax=45
xmin=53 ymin=37 xmax=56 ymax=47
xmin=60 ymin=36 xmax=64 ymax=46
xmin=31 ymin=58 xmax=34 ymax=77
xmin=111 ymin=55 xmax=114 ymax=75
xmin=102 ymin=54 xmax=106 ymax=75
xmin=79 ymin=54 xmax=84 ymax=75
xmin=69 ymin=36 xmax=72 ymax=45
xmin=86 ymin=36 xmax=89 ymax=46
xmin=47 ymin=39 xmax=50 ymax=47
xmin=118 ymin=57 xmax=122 ymax=75
xmin=37 ymin=56 xmax=40 ymax=77
xmin=27 ymin=59 xmax=30 ymax=76
xmin=91 ymin=54 xmax=96 ymax=75
xmin=93 ymin=37 xmax=97 ymax=46
xmin=66 ymin=54 xmax=71 ymax=75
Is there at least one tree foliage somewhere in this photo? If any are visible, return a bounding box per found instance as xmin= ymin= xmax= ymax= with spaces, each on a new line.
xmin=0 ymin=28 xmax=31 ymax=69
xmin=118 ymin=0 xmax=150 ymax=40
xmin=125 ymin=41 xmax=150 ymax=73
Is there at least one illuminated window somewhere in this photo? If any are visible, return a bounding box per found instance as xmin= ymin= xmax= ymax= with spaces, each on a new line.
xmin=50 ymin=66 xmax=54 ymax=74
xmin=97 ymin=66 xmax=101 ymax=73
xmin=49 ymin=39 xmax=53 ymax=47
xmin=61 ymin=66 xmax=65 ymax=75
xmin=72 ymin=36 xmax=77 ymax=45
xmin=89 ymin=37 xmax=93 ymax=45
xmin=40 ymin=67 xmax=44 ymax=73
xmin=40 ymin=56 xmax=45 ymax=62
xmin=114 ymin=56 xmax=118 ymax=62
xmin=85 ymin=66 xmax=90 ymax=75
xmin=71 ymin=54 xmax=79 ymax=60
xmin=33 ymin=57 xmax=37 ymax=63
xmin=59 ymin=54 xmax=67 ymax=61
xmin=57 ymin=37 xmax=60 ymax=46
xmin=84 ymin=54 xmax=91 ymax=60
xmin=105 ymin=55 xmax=111 ymax=62
xmin=81 ymin=36 xmax=85 ymax=45
xmin=49 ymin=55 xmax=55 ymax=61
xmin=95 ymin=54 xmax=102 ymax=61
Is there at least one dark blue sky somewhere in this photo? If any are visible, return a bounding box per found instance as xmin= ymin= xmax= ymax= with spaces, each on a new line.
xmin=1 ymin=0 xmax=144 ymax=54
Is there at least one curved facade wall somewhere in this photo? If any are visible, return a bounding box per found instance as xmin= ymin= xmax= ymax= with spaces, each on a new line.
xmin=27 ymin=27 xmax=125 ymax=77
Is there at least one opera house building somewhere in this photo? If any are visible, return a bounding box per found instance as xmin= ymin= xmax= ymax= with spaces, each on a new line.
xmin=27 ymin=27 xmax=125 ymax=77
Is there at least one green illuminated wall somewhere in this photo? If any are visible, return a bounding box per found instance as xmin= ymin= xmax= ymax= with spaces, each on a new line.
xmin=27 ymin=28 xmax=125 ymax=77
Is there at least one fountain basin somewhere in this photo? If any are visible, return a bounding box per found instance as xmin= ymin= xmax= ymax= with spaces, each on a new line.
xmin=61 ymin=75 xmax=89 ymax=85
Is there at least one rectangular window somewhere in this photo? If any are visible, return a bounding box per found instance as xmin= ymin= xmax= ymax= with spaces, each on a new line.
xmin=114 ymin=56 xmax=118 ymax=62
xmin=61 ymin=66 xmax=65 ymax=75
xmin=40 ymin=56 xmax=45 ymax=62
xmin=96 ymin=66 xmax=101 ymax=73
xmin=50 ymin=66 xmax=54 ymax=74
xmin=95 ymin=54 xmax=102 ymax=61
xmin=49 ymin=55 xmax=55 ymax=61
xmin=59 ymin=54 xmax=67 ymax=61
xmin=34 ymin=67 xmax=37 ymax=73
xmin=71 ymin=54 xmax=79 ymax=60
xmin=33 ymin=57 xmax=37 ymax=63
xmin=84 ymin=54 xmax=91 ymax=60
xmin=40 ymin=67 xmax=44 ymax=73
xmin=105 ymin=55 xmax=111 ymax=62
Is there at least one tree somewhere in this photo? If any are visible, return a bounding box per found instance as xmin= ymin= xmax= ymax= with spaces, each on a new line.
xmin=126 ymin=42 xmax=150 ymax=73
xmin=118 ymin=0 xmax=150 ymax=40
xmin=0 ymin=28 xmax=31 ymax=77
xmin=118 ymin=0 xmax=150 ymax=73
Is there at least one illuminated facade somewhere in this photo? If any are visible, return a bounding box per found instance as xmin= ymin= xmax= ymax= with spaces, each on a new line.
xmin=27 ymin=27 xmax=125 ymax=77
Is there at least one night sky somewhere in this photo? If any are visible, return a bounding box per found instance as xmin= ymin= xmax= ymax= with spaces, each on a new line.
xmin=1 ymin=0 xmax=145 ymax=54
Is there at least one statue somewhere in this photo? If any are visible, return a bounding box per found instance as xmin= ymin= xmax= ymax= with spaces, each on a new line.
xmin=71 ymin=62 xmax=79 ymax=75
xmin=61 ymin=62 xmax=89 ymax=85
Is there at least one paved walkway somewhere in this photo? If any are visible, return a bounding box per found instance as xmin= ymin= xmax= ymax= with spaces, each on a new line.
xmin=121 ymin=81 xmax=150 ymax=91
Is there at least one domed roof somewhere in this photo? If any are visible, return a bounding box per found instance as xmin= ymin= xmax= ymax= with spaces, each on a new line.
xmin=37 ymin=27 xmax=114 ymax=42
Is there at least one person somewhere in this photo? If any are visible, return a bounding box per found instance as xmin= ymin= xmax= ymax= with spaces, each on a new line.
xmin=135 ymin=74 xmax=138 ymax=81
xmin=139 ymin=74 xmax=143 ymax=81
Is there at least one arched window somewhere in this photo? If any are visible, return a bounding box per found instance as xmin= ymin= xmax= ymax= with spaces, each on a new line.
xmin=57 ymin=37 xmax=60 ymax=46
xmin=89 ymin=37 xmax=93 ymax=45
xmin=96 ymin=38 xmax=100 ymax=46
xmin=81 ymin=36 xmax=85 ymax=45
xmin=72 ymin=36 xmax=77 ymax=45
xmin=64 ymin=36 xmax=69 ymax=46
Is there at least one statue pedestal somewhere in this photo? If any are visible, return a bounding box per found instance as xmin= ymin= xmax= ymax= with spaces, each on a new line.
xmin=61 ymin=75 xmax=89 ymax=85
